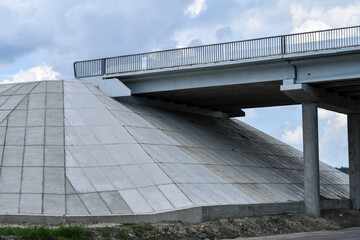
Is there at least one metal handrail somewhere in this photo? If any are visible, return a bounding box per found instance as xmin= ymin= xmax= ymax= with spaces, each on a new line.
xmin=74 ymin=25 xmax=360 ymax=78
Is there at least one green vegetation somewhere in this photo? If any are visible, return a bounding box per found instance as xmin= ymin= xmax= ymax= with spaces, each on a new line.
xmin=96 ymin=228 xmax=110 ymax=238
xmin=133 ymin=228 xmax=144 ymax=237
xmin=116 ymin=230 xmax=128 ymax=239
xmin=121 ymin=222 xmax=138 ymax=227
xmin=0 ymin=226 xmax=91 ymax=240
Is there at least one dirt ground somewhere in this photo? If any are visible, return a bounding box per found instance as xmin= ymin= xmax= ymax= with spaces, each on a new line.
xmin=1 ymin=209 xmax=359 ymax=239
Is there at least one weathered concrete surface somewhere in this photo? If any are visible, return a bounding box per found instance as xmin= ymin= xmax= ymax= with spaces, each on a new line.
xmin=302 ymin=103 xmax=320 ymax=216
xmin=348 ymin=114 xmax=360 ymax=210
xmin=0 ymin=79 xmax=350 ymax=223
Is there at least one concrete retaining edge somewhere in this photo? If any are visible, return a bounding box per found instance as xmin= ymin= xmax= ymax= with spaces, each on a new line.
xmin=0 ymin=200 xmax=350 ymax=225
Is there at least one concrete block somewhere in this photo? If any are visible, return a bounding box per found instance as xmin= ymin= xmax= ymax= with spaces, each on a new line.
xmin=83 ymin=167 xmax=115 ymax=192
xmin=79 ymin=193 xmax=111 ymax=215
xmin=2 ymin=146 xmax=23 ymax=166
xmin=26 ymin=127 xmax=44 ymax=145
xmin=28 ymin=93 xmax=45 ymax=109
xmin=44 ymin=167 xmax=65 ymax=194
xmin=45 ymin=126 xmax=64 ymax=145
xmin=19 ymin=194 xmax=42 ymax=214
xmin=119 ymin=189 xmax=153 ymax=213
xmin=158 ymin=184 xmax=194 ymax=208
xmin=46 ymin=93 xmax=63 ymax=109
xmin=46 ymin=81 xmax=63 ymax=93
xmin=88 ymin=146 xmax=116 ymax=166
xmin=31 ymin=81 xmax=46 ymax=93
xmin=121 ymin=165 xmax=153 ymax=188
xmin=66 ymin=168 xmax=95 ymax=193
xmin=6 ymin=127 xmax=25 ymax=146
xmin=66 ymin=194 xmax=89 ymax=215
xmin=24 ymin=146 xmax=44 ymax=166
xmin=1 ymin=95 xmax=24 ymax=110
xmin=27 ymin=109 xmax=45 ymax=126
xmin=102 ymin=166 xmax=135 ymax=190
xmin=43 ymin=194 xmax=65 ymax=214
xmin=67 ymin=146 xmax=98 ymax=167
xmin=8 ymin=110 xmax=26 ymax=127
xmin=45 ymin=146 xmax=64 ymax=167
xmin=99 ymin=191 xmax=133 ymax=214
xmin=138 ymin=186 xmax=173 ymax=212
xmin=46 ymin=109 xmax=64 ymax=127
xmin=0 ymin=194 xmax=19 ymax=213
xmin=21 ymin=167 xmax=43 ymax=193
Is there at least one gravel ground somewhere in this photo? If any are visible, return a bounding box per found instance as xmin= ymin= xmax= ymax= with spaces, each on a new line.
xmin=0 ymin=209 xmax=359 ymax=239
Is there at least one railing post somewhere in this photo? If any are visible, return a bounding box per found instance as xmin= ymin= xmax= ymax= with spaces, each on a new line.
xmin=73 ymin=62 xmax=77 ymax=78
xmin=281 ymin=36 xmax=286 ymax=55
xmin=101 ymin=58 xmax=106 ymax=75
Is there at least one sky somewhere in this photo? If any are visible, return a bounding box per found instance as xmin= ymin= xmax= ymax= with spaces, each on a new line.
xmin=1 ymin=0 xmax=360 ymax=167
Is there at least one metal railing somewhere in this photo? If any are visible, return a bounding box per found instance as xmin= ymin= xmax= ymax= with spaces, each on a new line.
xmin=74 ymin=25 xmax=360 ymax=78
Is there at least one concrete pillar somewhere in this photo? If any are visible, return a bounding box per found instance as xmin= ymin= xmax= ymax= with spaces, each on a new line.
xmin=347 ymin=114 xmax=360 ymax=210
xmin=302 ymin=102 xmax=320 ymax=216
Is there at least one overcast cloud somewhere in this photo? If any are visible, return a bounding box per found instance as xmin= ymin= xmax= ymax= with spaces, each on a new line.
xmin=1 ymin=0 xmax=359 ymax=167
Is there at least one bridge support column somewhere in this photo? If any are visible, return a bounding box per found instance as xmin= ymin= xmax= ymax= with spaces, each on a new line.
xmin=302 ymin=102 xmax=320 ymax=216
xmin=348 ymin=113 xmax=360 ymax=210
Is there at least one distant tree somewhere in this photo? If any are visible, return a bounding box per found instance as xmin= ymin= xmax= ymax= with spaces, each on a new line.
xmin=335 ymin=167 xmax=349 ymax=174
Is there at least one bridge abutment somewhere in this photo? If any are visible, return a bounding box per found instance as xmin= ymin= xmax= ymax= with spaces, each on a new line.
xmin=348 ymin=113 xmax=360 ymax=210
xmin=302 ymin=102 xmax=321 ymax=216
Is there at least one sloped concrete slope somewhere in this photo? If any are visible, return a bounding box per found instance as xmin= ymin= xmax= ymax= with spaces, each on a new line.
xmin=0 ymin=79 xmax=349 ymax=222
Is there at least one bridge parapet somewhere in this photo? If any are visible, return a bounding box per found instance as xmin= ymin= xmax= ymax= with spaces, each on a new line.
xmin=74 ymin=25 xmax=360 ymax=78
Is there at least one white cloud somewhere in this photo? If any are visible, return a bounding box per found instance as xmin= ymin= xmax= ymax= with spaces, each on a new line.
xmin=281 ymin=125 xmax=303 ymax=145
xmin=318 ymin=108 xmax=335 ymax=120
xmin=290 ymin=2 xmax=360 ymax=33
xmin=185 ymin=0 xmax=207 ymax=18
xmin=2 ymin=65 xmax=59 ymax=84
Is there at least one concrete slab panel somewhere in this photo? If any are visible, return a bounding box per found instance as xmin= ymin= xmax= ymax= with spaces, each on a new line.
xmin=45 ymin=146 xmax=64 ymax=167
xmin=102 ymin=166 xmax=135 ymax=190
xmin=66 ymin=168 xmax=95 ymax=193
xmin=8 ymin=110 xmax=27 ymax=127
xmin=46 ymin=93 xmax=63 ymax=109
xmin=27 ymin=109 xmax=45 ymax=126
xmin=21 ymin=167 xmax=43 ymax=193
xmin=28 ymin=93 xmax=45 ymax=109
xmin=46 ymin=109 xmax=64 ymax=127
xmin=138 ymin=186 xmax=173 ymax=212
xmin=45 ymin=127 xmax=64 ymax=145
xmin=106 ymin=144 xmax=153 ymax=165
xmin=66 ymin=194 xmax=89 ymax=215
xmin=2 ymin=146 xmax=23 ymax=166
xmin=6 ymin=127 xmax=25 ymax=146
xmin=46 ymin=81 xmax=63 ymax=93
xmin=121 ymin=165 xmax=153 ymax=188
xmin=19 ymin=194 xmax=42 ymax=214
xmin=158 ymin=184 xmax=194 ymax=208
xmin=0 ymin=95 xmax=25 ymax=110
xmin=67 ymin=146 xmax=98 ymax=167
xmin=99 ymin=191 xmax=132 ymax=214
xmin=88 ymin=146 xmax=117 ymax=166
xmin=83 ymin=167 xmax=115 ymax=192
xmin=43 ymin=194 xmax=65 ymax=214
xmin=24 ymin=146 xmax=44 ymax=166
xmin=0 ymin=167 xmax=21 ymax=193
xmin=44 ymin=167 xmax=65 ymax=194
xmin=119 ymin=189 xmax=153 ymax=213
xmin=0 ymin=194 xmax=19 ymax=213
xmin=79 ymin=193 xmax=111 ymax=215
xmin=26 ymin=127 xmax=44 ymax=145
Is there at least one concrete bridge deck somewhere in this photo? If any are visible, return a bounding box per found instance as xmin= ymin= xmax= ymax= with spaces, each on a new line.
xmin=73 ymin=26 xmax=360 ymax=218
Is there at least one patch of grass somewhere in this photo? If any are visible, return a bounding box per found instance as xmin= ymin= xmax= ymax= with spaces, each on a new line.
xmin=134 ymin=228 xmax=144 ymax=237
xmin=142 ymin=223 xmax=153 ymax=231
xmin=96 ymin=228 xmax=110 ymax=238
xmin=0 ymin=226 xmax=91 ymax=240
xmin=121 ymin=222 xmax=138 ymax=227
xmin=116 ymin=230 xmax=128 ymax=239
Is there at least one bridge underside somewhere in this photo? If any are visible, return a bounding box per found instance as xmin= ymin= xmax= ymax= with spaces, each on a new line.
xmin=136 ymin=81 xmax=296 ymax=116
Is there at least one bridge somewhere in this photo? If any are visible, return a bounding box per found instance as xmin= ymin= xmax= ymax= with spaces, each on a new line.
xmin=74 ymin=26 xmax=360 ymax=217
